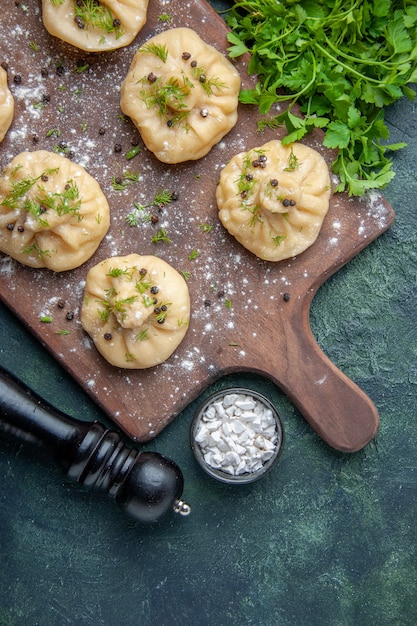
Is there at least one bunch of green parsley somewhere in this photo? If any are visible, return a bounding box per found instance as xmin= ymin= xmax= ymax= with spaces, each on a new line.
xmin=226 ymin=0 xmax=417 ymax=195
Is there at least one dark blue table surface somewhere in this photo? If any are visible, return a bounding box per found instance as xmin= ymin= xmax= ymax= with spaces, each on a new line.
xmin=0 ymin=3 xmax=416 ymax=625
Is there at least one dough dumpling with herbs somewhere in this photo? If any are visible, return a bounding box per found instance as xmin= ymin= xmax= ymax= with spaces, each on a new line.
xmin=120 ymin=27 xmax=241 ymax=163
xmin=216 ymin=140 xmax=331 ymax=262
xmin=41 ymin=0 xmax=149 ymax=52
xmin=0 ymin=66 xmax=14 ymax=143
xmin=81 ymin=254 xmax=190 ymax=369
xmin=0 ymin=150 xmax=110 ymax=271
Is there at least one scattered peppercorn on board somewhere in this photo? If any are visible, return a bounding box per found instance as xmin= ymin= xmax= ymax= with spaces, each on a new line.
xmin=0 ymin=0 xmax=394 ymax=451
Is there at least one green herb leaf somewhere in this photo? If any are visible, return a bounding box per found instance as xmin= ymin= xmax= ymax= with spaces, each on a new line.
xmin=140 ymin=42 xmax=168 ymax=63
xmin=73 ymin=0 xmax=124 ymax=38
xmin=188 ymin=248 xmax=199 ymax=260
xmin=323 ymin=121 xmax=351 ymax=150
xmin=125 ymin=145 xmax=141 ymax=160
xmin=151 ymin=227 xmax=171 ymax=244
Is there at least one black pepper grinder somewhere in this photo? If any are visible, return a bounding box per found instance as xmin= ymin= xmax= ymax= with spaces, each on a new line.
xmin=0 ymin=366 xmax=190 ymax=524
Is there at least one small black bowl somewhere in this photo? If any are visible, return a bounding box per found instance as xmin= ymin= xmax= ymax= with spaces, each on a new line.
xmin=190 ymin=388 xmax=284 ymax=484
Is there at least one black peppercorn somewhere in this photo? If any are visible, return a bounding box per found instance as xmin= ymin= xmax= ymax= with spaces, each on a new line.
xmin=270 ymin=179 xmax=278 ymax=187
xmin=114 ymin=143 xmax=122 ymax=153
xmin=182 ymin=52 xmax=191 ymax=60
xmin=98 ymin=127 xmax=106 ymax=135
xmin=283 ymin=293 xmax=291 ymax=302
xmin=66 ymin=311 xmax=74 ymax=321
xmin=74 ymin=16 xmax=85 ymax=29
xmin=104 ymin=332 xmax=112 ymax=341
xmin=13 ymin=74 xmax=22 ymax=85
xmin=150 ymin=286 xmax=159 ymax=295
xmin=113 ymin=18 xmax=121 ymax=28
xmin=57 ymin=299 xmax=65 ymax=309
xmin=6 ymin=223 xmax=14 ymax=231
xmin=190 ymin=60 xmax=197 ymax=68
xmin=139 ymin=268 xmax=147 ymax=276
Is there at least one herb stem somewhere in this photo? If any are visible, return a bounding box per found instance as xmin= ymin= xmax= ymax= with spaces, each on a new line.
xmin=313 ymin=42 xmax=383 ymax=85
xmin=321 ymin=35 xmax=399 ymax=71
xmin=262 ymin=52 xmax=318 ymax=103
xmin=254 ymin=26 xmax=298 ymax=54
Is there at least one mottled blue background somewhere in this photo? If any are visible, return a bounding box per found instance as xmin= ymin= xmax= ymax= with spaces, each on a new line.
xmin=0 ymin=2 xmax=416 ymax=625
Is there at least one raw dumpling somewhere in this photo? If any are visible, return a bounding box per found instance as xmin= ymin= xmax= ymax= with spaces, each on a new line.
xmin=0 ymin=150 xmax=110 ymax=271
xmin=217 ymin=140 xmax=331 ymax=261
xmin=0 ymin=66 xmax=14 ymax=143
xmin=81 ymin=254 xmax=190 ymax=369
xmin=120 ymin=27 xmax=240 ymax=163
xmin=41 ymin=0 xmax=148 ymax=52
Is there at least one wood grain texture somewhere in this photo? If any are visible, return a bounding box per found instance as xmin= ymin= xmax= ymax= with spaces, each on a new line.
xmin=0 ymin=0 xmax=394 ymax=450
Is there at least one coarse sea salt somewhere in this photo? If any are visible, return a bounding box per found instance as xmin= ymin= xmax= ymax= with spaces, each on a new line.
xmin=194 ymin=392 xmax=279 ymax=477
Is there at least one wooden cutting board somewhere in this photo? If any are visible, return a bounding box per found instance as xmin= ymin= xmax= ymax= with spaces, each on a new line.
xmin=0 ymin=0 xmax=394 ymax=452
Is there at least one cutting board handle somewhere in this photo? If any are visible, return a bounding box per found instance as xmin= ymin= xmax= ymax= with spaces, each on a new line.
xmin=278 ymin=307 xmax=379 ymax=453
